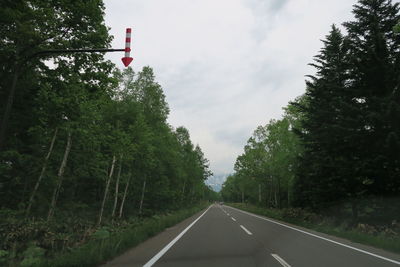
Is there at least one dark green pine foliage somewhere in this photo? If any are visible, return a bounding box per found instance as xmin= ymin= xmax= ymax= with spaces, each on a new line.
xmin=293 ymin=26 xmax=350 ymax=209
xmin=343 ymin=0 xmax=400 ymax=195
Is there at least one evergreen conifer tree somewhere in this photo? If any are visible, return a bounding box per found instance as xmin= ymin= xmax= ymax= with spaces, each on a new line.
xmin=294 ymin=25 xmax=349 ymax=209
xmin=343 ymin=0 xmax=400 ymax=195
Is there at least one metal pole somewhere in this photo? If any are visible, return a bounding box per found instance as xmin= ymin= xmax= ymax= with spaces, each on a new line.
xmin=31 ymin=48 xmax=124 ymax=58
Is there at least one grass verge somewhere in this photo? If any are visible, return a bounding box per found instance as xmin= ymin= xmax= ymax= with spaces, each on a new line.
xmin=228 ymin=203 xmax=400 ymax=255
xmin=37 ymin=203 xmax=209 ymax=267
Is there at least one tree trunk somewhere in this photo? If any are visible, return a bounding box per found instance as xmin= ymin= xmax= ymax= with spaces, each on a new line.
xmin=241 ymin=191 xmax=244 ymax=203
xmin=265 ymin=179 xmax=269 ymax=208
xmin=98 ymin=155 xmax=116 ymax=225
xmin=277 ymin=176 xmax=281 ymax=209
xmin=258 ymin=184 xmax=261 ymax=203
xmin=351 ymin=199 xmax=359 ymax=225
xmin=111 ymin=154 xmax=123 ymax=218
xmin=0 ymin=64 xmax=19 ymax=151
xmin=271 ymin=175 xmax=277 ymax=208
xmin=26 ymin=127 xmax=58 ymax=215
xmin=118 ymin=174 xmax=131 ymax=218
xmin=47 ymin=131 xmax=72 ymax=221
xmin=181 ymin=180 xmax=186 ymax=202
xmin=189 ymin=187 xmax=195 ymax=203
xmin=139 ymin=176 xmax=147 ymax=215
xmin=287 ymin=178 xmax=291 ymax=207
xmin=274 ymin=182 xmax=278 ymax=208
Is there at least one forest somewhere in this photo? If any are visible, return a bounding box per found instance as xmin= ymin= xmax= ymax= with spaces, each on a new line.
xmin=221 ymin=0 xmax=400 ymax=225
xmin=2 ymin=0 xmax=400 ymax=265
xmin=0 ymin=0 xmax=217 ymax=265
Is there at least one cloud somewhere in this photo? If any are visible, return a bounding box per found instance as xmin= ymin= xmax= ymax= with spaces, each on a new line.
xmin=103 ymin=0 xmax=356 ymax=177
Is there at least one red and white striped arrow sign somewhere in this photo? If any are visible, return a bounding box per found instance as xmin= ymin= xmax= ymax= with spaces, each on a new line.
xmin=121 ymin=28 xmax=133 ymax=67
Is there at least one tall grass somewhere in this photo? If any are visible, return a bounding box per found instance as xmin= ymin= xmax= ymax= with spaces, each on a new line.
xmin=228 ymin=203 xmax=400 ymax=254
xmin=38 ymin=203 xmax=209 ymax=267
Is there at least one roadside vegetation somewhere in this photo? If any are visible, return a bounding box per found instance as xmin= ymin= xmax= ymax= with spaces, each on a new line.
xmin=221 ymin=0 xmax=400 ymax=254
xmin=0 ymin=1 xmax=219 ymax=266
xmin=27 ymin=203 xmax=208 ymax=267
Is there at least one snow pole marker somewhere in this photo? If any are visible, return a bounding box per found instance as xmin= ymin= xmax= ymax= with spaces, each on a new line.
xmin=121 ymin=28 xmax=133 ymax=67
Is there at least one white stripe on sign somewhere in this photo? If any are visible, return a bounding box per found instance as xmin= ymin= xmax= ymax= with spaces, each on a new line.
xmin=143 ymin=205 xmax=212 ymax=267
xmin=124 ymin=28 xmax=132 ymax=58
xmin=228 ymin=206 xmax=400 ymax=265
xmin=240 ymin=225 xmax=252 ymax=235
xmin=271 ymin=254 xmax=291 ymax=267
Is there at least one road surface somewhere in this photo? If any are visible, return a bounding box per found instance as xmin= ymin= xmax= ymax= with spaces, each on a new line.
xmin=101 ymin=204 xmax=400 ymax=267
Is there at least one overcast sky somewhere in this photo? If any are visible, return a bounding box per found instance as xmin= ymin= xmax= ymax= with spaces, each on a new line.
xmin=103 ymin=0 xmax=356 ymax=178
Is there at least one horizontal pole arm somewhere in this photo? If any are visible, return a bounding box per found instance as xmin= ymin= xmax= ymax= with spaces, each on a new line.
xmin=31 ymin=48 xmax=125 ymax=58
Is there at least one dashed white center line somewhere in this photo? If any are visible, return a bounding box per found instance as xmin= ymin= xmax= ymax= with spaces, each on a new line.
xmin=240 ymin=225 xmax=252 ymax=235
xmin=228 ymin=206 xmax=400 ymax=266
xmin=231 ymin=217 xmax=236 ymax=222
xmin=271 ymin=254 xmax=291 ymax=267
xmin=227 ymin=213 xmax=230 ymax=216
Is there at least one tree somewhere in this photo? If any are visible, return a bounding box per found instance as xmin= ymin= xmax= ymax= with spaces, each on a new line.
xmin=343 ymin=0 xmax=400 ymax=195
xmin=0 ymin=0 xmax=114 ymax=211
xmin=0 ymin=0 xmax=111 ymax=150
xmin=224 ymin=105 xmax=302 ymax=208
xmin=293 ymin=25 xmax=350 ymax=209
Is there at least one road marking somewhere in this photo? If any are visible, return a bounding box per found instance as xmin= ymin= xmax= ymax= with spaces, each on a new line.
xmin=143 ymin=205 xmax=212 ymax=267
xmin=227 ymin=213 xmax=230 ymax=216
xmin=271 ymin=254 xmax=291 ymax=267
xmin=228 ymin=206 xmax=400 ymax=265
xmin=240 ymin=225 xmax=252 ymax=235
xmin=231 ymin=217 xmax=236 ymax=222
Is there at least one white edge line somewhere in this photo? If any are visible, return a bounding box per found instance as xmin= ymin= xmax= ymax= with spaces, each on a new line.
xmin=271 ymin=253 xmax=291 ymax=267
xmin=231 ymin=217 xmax=236 ymax=221
xmin=143 ymin=205 xmax=212 ymax=267
xmin=240 ymin=225 xmax=252 ymax=235
xmin=228 ymin=206 xmax=400 ymax=265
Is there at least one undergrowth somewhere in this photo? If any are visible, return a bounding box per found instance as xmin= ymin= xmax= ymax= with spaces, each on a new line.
xmin=1 ymin=203 xmax=209 ymax=267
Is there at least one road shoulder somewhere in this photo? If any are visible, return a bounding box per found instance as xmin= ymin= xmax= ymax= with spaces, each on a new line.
xmin=100 ymin=206 xmax=210 ymax=267
xmin=226 ymin=205 xmax=400 ymax=264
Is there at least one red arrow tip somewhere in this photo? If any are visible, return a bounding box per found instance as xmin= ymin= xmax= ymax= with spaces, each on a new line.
xmin=121 ymin=57 xmax=133 ymax=67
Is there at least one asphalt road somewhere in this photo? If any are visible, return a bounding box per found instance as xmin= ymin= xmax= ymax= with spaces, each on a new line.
xmin=101 ymin=204 xmax=400 ymax=267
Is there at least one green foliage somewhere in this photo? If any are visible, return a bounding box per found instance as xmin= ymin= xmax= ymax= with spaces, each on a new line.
xmin=92 ymin=227 xmax=110 ymax=240
xmin=0 ymin=2 xmax=214 ymax=265
xmin=38 ymin=204 xmax=208 ymax=267
xmin=393 ymin=22 xmax=400 ymax=33
xmin=293 ymin=25 xmax=350 ymax=209
xmin=221 ymin=101 xmax=302 ymax=208
xmin=0 ymin=249 xmax=9 ymax=265
xmin=20 ymin=243 xmax=45 ymax=267
xmin=293 ymin=0 xmax=400 ymax=213
xmin=222 ymin=1 xmax=400 ymax=242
